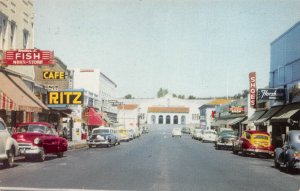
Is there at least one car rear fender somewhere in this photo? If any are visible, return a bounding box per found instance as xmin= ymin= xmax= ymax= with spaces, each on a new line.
xmin=5 ymin=138 xmax=18 ymax=156
xmin=274 ymin=148 xmax=283 ymax=160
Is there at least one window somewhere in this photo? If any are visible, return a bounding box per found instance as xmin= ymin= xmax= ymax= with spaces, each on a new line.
xmin=246 ymin=133 xmax=251 ymax=139
xmin=173 ymin=115 xmax=178 ymax=124
xmin=181 ymin=116 xmax=186 ymax=124
xmin=166 ymin=115 xmax=170 ymax=124
xmin=158 ymin=115 xmax=163 ymax=124
xmin=10 ymin=21 xmax=16 ymax=48
xmin=23 ymin=29 xmax=29 ymax=49
xmin=0 ymin=122 xmax=6 ymax=130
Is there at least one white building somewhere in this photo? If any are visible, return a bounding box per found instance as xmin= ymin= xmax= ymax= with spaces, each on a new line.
xmin=71 ymin=68 xmax=118 ymax=121
xmin=117 ymin=95 xmax=210 ymax=128
xmin=0 ymin=0 xmax=35 ymax=79
xmin=117 ymin=104 xmax=139 ymax=129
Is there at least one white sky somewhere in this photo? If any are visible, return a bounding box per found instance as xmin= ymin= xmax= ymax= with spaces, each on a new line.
xmin=34 ymin=0 xmax=300 ymax=98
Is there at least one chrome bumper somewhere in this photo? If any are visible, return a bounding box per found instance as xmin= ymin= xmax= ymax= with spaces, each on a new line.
xmin=18 ymin=144 xmax=43 ymax=155
xmin=88 ymin=140 xmax=110 ymax=145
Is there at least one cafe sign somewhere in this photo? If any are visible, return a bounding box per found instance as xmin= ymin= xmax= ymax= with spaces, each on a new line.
xmin=257 ymin=89 xmax=285 ymax=101
xmin=43 ymin=71 xmax=65 ymax=80
xmin=47 ymin=91 xmax=83 ymax=105
xmin=229 ymin=106 xmax=245 ymax=114
xmin=3 ymin=49 xmax=55 ymax=65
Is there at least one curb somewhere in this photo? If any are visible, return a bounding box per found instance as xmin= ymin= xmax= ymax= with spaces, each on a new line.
xmin=68 ymin=143 xmax=88 ymax=151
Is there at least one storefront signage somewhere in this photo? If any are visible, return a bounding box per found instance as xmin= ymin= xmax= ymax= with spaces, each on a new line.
xmin=229 ymin=106 xmax=245 ymax=114
xmin=47 ymin=91 xmax=83 ymax=105
xmin=249 ymin=72 xmax=256 ymax=108
xmin=3 ymin=49 xmax=55 ymax=65
xmin=46 ymin=85 xmax=58 ymax=91
xmin=43 ymin=71 xmax=65 ymax=80
xmin=257 ymin=89 xmax=285 ymax=100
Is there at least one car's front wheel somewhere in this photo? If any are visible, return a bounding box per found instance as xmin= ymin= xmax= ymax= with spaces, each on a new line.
xmin=37 ymin=150 xmax=46 ymax=162
xmin=3 ymin=149 xmax=15 ymax=168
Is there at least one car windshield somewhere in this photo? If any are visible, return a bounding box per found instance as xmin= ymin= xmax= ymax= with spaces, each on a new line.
xmin=119 ymin=130 xmax=127 ymax=133
xmin=16 ymin=125 xmax=46 ymax=133
xmin=253 ymin=135 xmax=268 ymax=140
xmin=93 ymin=129 xmax=110 ymax=134
xmin=220 ymin=131 xmax=237 ymax=136
xmin=205 ymin=131 xmax=216 ymax=135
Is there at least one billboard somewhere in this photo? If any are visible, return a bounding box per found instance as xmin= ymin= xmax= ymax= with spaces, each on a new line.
xmin=3 ymin=49 xmax=55 ymax=65
xmin=257 ymin=89 xmax=285 ymax=101
xmin=249 ymin=72 xmax=256 ymax=108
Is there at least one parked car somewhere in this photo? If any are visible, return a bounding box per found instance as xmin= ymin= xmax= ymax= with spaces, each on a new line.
xmin=232 ymin=130 xmax=274 ymax=157
xmin=118 ymin=127 xmax=130 ymax=142
xmin=12 ymin=122 xmax=68 ymax=162
xmin=215 ymin=129 xmax=238 ymax=150
xmin=181 ymin=127 xmax=191 ymax=134
xmin=127 ymin=128 xmax=135 ymax=140
xmin=172 ymin=128 xmax=182 ymax=137
xmin=97 ymin=127 xmax=120 ymax=145
xmin=0 ymin=117 xmax=19 ymax=167
xmin=274 ymin=130 xmax=300 ymax=170
xmin=87 ymin=127 xmax=118 ymax=148
xmin=192 ymin=129 xmax=203 ymax=140
xmin=202 ymin=130 xmax=217 ymax=143
xmin=142 ymin=126 xmax=149 ymax=134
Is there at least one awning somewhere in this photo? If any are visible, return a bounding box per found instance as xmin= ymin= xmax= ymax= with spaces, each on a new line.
xmin=227 ymin=117 xmax=246 ymax=126
xmin=102 ymin=114 xmax=112 ymax=125
xmin=87 ymin=108 xmax=104 ymax=126
xmin=271 ymin=103 xmax=300 ymax=123
xmin=0 ymin=71 xmax=48 ymax=112
xmin=0 ymin=92 xmax=18 ymax=111
xmin=211 ymin=119 xmax=228 ymax=127
xmin=254 ymin=106 xmax=283 ymax=126
xmin=242 ymin=110 xmax=266 ymax=125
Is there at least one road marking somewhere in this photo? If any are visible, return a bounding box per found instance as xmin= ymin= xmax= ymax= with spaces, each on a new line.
xmin=0 ymin=187 xmax=133 ymax=191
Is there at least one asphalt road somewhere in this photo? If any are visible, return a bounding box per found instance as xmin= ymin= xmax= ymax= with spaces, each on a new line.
xmin=0 ymin=125 xmax=300 ymax=191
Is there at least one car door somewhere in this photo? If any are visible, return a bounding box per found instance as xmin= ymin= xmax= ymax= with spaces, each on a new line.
xmin=0 ymin=121 xmax=8 ymax=156
xmin=43 ymin=127 xmax=58 ymax=154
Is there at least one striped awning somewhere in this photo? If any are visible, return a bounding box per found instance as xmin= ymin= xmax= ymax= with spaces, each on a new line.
xmin=0 ymin=91 xmax=18 ymax=111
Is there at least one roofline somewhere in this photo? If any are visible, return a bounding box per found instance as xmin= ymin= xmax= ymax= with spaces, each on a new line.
xmin=100 ymin=72 xmax=117 ymax=88
xmin=271 ymin=20 xmax=300 ymax=45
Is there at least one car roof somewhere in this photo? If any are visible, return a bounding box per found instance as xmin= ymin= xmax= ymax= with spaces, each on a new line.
xmin=16 ymin=122 xmax=54 ymax=128
xmin=244 ymin=130 xmax=269 ymax=135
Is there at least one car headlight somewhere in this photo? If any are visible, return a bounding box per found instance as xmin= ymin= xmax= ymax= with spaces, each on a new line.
xmin=34 ymin=138 xmax=41 ymax=145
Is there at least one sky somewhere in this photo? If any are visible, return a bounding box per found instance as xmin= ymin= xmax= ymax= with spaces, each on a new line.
xmin=33 ymin=0 xmax=300 ymax=98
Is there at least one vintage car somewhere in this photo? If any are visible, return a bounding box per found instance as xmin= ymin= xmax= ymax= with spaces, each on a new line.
xmin=12 ymin=122 xmax=68 ymax=162
xmin=172 ymin=128 xmax=182 ymax=137
xmin=215 ymin=129 xmax=238 ymax=150
xmin=232 ymin=130 xmax=274 ymax=157
xmin=192 ymin=129 xmax=203 ymax=140
xmin=202 ymin=130 xmax=217 ymax=143
xmin=274 ymin=130 xmax=300 ymax=170
xmin=87 ymin=127 xmax=118 ymax=148
xmin=0 ymin=117 xmax=19 ymax=167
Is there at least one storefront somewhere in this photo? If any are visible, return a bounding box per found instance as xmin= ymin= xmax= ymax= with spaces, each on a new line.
xmin=254 ymin=106 xmax=283 ymax=133
xmin=0 ymin=70 xmax=48 ymax=128
xmin=270 ymin=103 xmax=300 ymax=147
xmin=242 ymin=110 xmax=266 ymax=131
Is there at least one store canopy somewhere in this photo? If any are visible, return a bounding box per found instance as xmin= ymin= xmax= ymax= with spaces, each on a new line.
xmin=0 ymin=71 xmax=48 ymax=112
xmin=87 ymin=108 xmax=104 ymax=126
xmin=242 ymin=110 xmax=266 ymax=125
xmin=211 ymin=119 xmax=228 ymax=127
xmin=227 ymin=117 xmax=246 ymax=126
xmin=271 ymin=103 xmax=300 ymax=123
xmin=254 ymin=106 xmax=283 ymax=126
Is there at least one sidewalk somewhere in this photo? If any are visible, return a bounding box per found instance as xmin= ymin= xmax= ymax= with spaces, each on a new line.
xmin=68 ymin=140 xmax=88 ymax=150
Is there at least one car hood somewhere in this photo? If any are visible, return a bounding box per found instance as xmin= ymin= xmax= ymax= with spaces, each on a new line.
xmin=12 ymin=132 xmax=45 ymax=143
xmin=219 ymin=135 xmax=237 ymax=139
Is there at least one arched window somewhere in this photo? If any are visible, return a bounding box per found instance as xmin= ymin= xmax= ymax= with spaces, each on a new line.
xmin=159 ymin=115 xmax=164 ymax=124
xmin=151 ymin=115 xmax=156 ymax=124
xmin=181 ymin=116 xmax=186 ymax=124
xmin=173 ymin=115 xmax=178 ymax=124
xmin=166 ymin=115 xmax=171 ymax=124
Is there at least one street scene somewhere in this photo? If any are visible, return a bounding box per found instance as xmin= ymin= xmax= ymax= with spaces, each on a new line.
xmin=1 ymin=0 xmax=300 ymax=190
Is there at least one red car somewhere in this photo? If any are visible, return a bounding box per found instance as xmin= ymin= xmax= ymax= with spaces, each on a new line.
xmin=12 ymin=122 xmax=68 ymax=162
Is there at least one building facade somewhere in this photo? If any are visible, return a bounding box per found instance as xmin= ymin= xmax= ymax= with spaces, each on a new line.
xmin=72 ymin=68 xmax=118 ymax=122
xmin=0 ymin=0 xmax=35 ymax=79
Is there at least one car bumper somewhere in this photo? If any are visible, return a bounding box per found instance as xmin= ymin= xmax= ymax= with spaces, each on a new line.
xmin=19 ymin=146 xmax=44 ymax=155
xmin=244 ymin=148 xmax=274 ymax=156
xmin=217 ymin=142 xmax=233 ymax=147
xmin=88 ymin=140 xmax=110 ymax=145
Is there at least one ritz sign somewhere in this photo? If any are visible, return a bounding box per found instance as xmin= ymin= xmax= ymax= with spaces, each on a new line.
xmin=47 ymin=91 xmax=83 ymax=105
xmin=2 ymin=49 xmax=55 ymax=65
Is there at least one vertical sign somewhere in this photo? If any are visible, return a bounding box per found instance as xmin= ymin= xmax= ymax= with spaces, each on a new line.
xmin=249 ymin=72 xmax=256 ymax=108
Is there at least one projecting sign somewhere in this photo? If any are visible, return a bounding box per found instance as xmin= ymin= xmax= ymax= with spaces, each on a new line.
xmin=47 ymin=91 xmax=83 ymax=105
xmin=3 ymin=49 xmax=55 ymax=65
xmin=257 ymin=89 xmax=285 ymax=101
xmin=249 ymin=72 xmax=256 ymax=108
xmin=229 ymin=106 xmax=245 ymax=114
xmin=43 ymin=71 xmax=65 ymax=80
